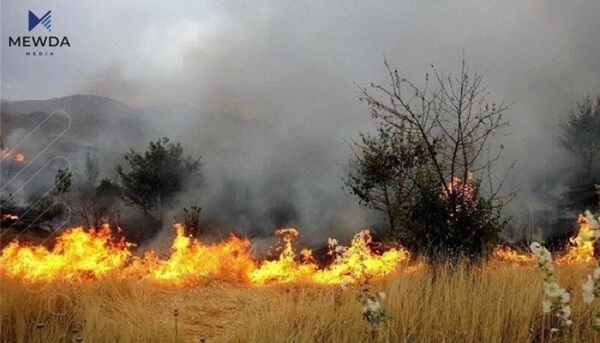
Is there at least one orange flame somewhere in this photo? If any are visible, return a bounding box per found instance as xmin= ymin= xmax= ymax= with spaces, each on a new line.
xmin=558 ymin=214 xmax=597 ymax=264
xmin=0 ymin=225 xmax=131 ymax=282
xmin=492 ymin=246 xmax=536 ymax=264
xmin=0 ymin=224 xmax=410 ymax=285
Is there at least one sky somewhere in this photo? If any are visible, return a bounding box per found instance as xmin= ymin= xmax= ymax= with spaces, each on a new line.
xmin=2 ymin=1 xmax=600 ymax=240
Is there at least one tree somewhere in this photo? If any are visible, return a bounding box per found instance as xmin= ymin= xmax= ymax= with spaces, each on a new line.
xmin=343 ymin=119 xmax=430 ymax=239
xmin=350 ymin=58 xmax=512 ymax=262
xmin=559 ymin=95 xmax=600 ymax=178
xmin=117 ymin=137 xmax=201 ymax=229
xmin=71 ymin=154 xmax=121 ymax=230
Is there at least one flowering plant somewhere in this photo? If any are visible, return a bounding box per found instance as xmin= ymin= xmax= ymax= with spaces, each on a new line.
xmin=581 ymin=210 xmax=600 ymax=330
xmin=530 ymin=242 xmax=572 ymax=332
xmin=329 ymin=233 xmax=387 ymax=339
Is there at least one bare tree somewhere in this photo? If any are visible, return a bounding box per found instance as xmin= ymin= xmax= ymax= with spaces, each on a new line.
xmin=349 ymin=58 xmax=514 ymax=261
xmin=359 ymin=58 xmax=513 ymax=200
xmin=559 ymin=95 xmax=600 ymax=178
xmin=70 ymin=154 xmax=120 ymax=229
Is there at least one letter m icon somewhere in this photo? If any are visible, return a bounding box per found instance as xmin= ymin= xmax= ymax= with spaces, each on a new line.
xmin=29 ymin=10 xmax=52 ymax=32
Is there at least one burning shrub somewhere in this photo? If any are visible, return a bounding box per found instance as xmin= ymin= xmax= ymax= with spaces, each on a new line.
xmin=348 ymin=58 xmax=512 ymax=264
xmin=404 ymin=169 xmax=506 ymax=263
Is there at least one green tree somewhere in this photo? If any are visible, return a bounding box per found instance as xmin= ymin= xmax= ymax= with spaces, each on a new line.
xmin=344 ymin=120 xmax=431 ymax=240
xmin=559 ymin=95 xmax=600 ymax=178
xmin=117 ymin=137 xmax=202 ymax=229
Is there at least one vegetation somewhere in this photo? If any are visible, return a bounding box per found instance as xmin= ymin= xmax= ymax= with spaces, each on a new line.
xmin=346 ymin=59 xmax=512 ymax=262
xmin=3 ymin=263 xmax=600 ymax=343
xmin=25 ymin=167 xmax=73 ymax=224
xmin=116 ymin=137 xmax=202 ymax=231
xmin=68 ymin=154 xmax=121 ymax=230
xmin=560 ymin=95 xmax=600 ymax=178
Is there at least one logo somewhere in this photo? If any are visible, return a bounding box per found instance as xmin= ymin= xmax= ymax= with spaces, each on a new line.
xmin=8 ymin=10 xmax=70 ymax=56
xmin=29 ymin=10 xmax=52 ymax=32
xmin=8 ymin=10 xmax=71 ymax=56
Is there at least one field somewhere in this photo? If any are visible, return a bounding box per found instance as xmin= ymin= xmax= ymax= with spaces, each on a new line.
xmin=2 ymin=261 xmax=600 ymax=343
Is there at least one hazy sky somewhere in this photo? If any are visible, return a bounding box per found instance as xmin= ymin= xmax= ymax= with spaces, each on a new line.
xmin=2 ymin=1 xmax=600 ymax=239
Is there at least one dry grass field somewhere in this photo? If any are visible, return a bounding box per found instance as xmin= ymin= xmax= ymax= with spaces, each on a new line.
xmin=2 ymin=261 xmax=600 ymax=343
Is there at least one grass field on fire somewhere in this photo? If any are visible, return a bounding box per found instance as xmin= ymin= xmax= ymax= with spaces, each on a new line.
xmin=2 ymin=216 xmax=600 ymax=343
xmin=2 ymin=262 xmax=600 ymax=343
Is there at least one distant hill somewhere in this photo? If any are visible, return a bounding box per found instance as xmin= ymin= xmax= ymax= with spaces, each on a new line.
xmin=0 ymin=95 xmax=155 ymax=199
xmin=1 ymin=94 xmax=147 ymax=148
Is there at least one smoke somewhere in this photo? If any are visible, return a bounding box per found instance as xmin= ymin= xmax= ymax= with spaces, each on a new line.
xmin=4 ymin=1 xmax=600 ymax=241
xmin=80 ymin=1 xmax=600 ymax=241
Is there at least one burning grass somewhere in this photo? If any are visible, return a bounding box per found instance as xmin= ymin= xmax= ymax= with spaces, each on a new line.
xmin=0 ymin=225 xmax=410 ymax=285
xmin=2 ymin=263 xmax=600 ymax=342
xmin=2 ymin=214 xmax=600 ymax=341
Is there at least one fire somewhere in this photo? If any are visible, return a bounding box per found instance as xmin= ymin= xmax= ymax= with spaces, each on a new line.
xmin=4 ymin=210 xmax=597 ymax=285
xmin=492 ymin=246 xmax=536 ymax=264
xmin=143 ymin=224 xmax=256 ymax=285
xmin=0 ymin=224 xmax=409 ymax=285
xmin=441 ymin=175 xmax=478 ymax=221
xmin=0 ymin=225 xmax=131 ymax=282
xmin=2 ymin=213 xmax=19 ymax=221
xmin=558 ymin=213 xmax=597 ymax=264
xmin=249 ymin=228 xmax=318 ymax=283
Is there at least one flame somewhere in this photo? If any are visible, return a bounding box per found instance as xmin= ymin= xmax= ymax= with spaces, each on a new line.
xmin=441 ymin=175 xmax=477 ymax=221
xmin=0 ymin=224 xmax=409 ymax=285
xmin=5 ymin=210 xmax=596 ymax=285
xmin=492 ymin=246 xmax=536 ymax=264
xmin=143 ymin=224 xmax=256 ymax=285
xmin=558 ymin=214 xmax=597 ymax=264
xmin=0 ymin=225 xmax=131 ymax=282
xmin=249 ymin=228 xmax=318 ymax=283
xmin=2 ymin=213 xmax=19 ymax=221
xmin=313 ymin=230 xmax=410 ymax=284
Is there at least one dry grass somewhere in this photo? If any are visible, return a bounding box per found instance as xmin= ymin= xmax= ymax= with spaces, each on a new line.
xmin=2 ymin=262 xmax=600 ymax=343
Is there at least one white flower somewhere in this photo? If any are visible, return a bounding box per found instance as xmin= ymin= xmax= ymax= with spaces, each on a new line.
xmin=585 ymin=210 xmax=600 ymax=230
xmin=561 ymin=305 xmax=571 ymax=319
xmin=560 ymin=292 xmax=570 ymax=303
xmin=378 ymin=291 xmax=386 ymax=301
xmin=334 ymin=245 xmax=344 ymax=254
xmin=583 ymin=291 xmax=595 ymax=304
xmin=530 ymin=242 xmax=542 ymax=255
xmin=366 ymin=299 xmax=381 ymax=312
xmin=544 ymin=282 xmax=563 ymax=298
xmin=538 ymin=252 xmax=552 ymax=266
xmin=530 ymin=242 xmax=553 ymax=266
xmin=583 ymin=275 xmax=595 ymax=293
xmin=593 ymin=268 xmax=600 ymax=280
xmin=564 ymin=319 xmax=573 ymax=327
xmin=542 ymin=300 xmax=552 ymax=313
xmin=583 ymin=275 xmax=596 ymax=304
